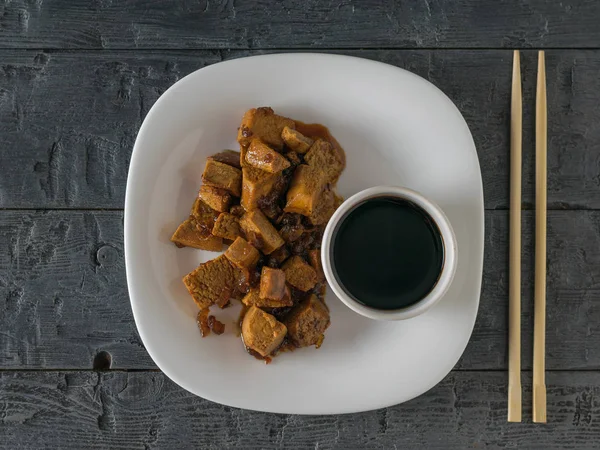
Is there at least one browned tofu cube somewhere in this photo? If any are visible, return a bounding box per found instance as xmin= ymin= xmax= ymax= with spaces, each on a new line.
xmin=282 ymin=126 xmax=314 ymax=153
xmin=183 ymin=255 xmax=237 ymax=309
xmin=190 ymin=197 xmax=219 ymax=230
xmin=259 ymin=267 xmax=287 ymax=301
xmin=309 ymin=187 xmax=337 ymax=225
xmin=198 ymin=185 xmax=232 ymax=212
xmin=237 ymin=107 xmax=296 ymax=150
xmin=172 ymin=197 xmax=222 ymax=251
xmin=284 ymin=294 xmax=330 ymax=347
xmin=241 ymin=306 xmax=288 ymax=357
xmin=282 ymin=255 xmax=318 ymax=291
xmin=170 ymin=216 xmax=223 ymax=251
xmin=242 ymin=287 xmax=293 ymax=308
xmin=307 ymin=249 xmax=325 ymax=282
xmin=239 ymin=210 xmax=285 ymax=255
xmin=202 ymin=160 xmax=242 ymax=197
xmin=224 ymin=236 xmax=260 ymax=269
xmin=208 ymin=149 xmax=242 ymax=169
xmin=246 ymin=139 xmax=291 ymax=173
xmin=284 ymin=165 xmax=326 ymax=217
xmin=304 ymin=139 xmax=345 ymax=183
xmin=240 ymin=167 xmax=281 ymax=211
xmin=212 ymin=213 xmax=242 ymax=240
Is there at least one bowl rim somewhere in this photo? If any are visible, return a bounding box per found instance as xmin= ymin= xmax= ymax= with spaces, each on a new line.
xmin=321 ymin=185 xmax=458 ymax=321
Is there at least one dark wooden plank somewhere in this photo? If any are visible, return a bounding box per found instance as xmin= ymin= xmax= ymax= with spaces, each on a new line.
xmin=1 ymin=49 xmax=599 ymax=209
xmin=1 ymin=1 xmax=600 ymax=49
xmin=460 ymin=210 xmax=600 ymax=370
xmin=0 ymin=370 xmax=599 ymax=449
xmin=0 ymin=210 xmax=154 ymax=369
xmin=1 ymin=209 xmax=600 ymax=370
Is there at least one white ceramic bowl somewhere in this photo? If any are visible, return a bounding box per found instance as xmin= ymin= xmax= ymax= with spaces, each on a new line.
xmin=322 ymin=186 xmax=458 ymax=321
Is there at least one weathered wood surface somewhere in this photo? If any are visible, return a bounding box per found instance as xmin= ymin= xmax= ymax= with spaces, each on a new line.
xmin=1 ymin=3 xmax=599 ymax=444
xmin=1 ymin=1 xmax=600 ymax=50
xmin=1 ymin=49 xmax=600 ymax=210
xmin=1 ymin=209 xmax=599 ymax=370
xmin=0 ymin=371 xmax=599 ymax=449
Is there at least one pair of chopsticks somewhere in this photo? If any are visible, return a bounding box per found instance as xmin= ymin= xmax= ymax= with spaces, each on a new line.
xmin=508 ymin=50 xmax=547 ymax=423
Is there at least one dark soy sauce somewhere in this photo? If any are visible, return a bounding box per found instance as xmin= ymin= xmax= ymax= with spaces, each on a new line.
xmin=332 ymin=197 xmax=444 ymax=310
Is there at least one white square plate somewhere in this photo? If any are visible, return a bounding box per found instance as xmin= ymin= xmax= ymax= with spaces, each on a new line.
xmin=125 ymin=53 xmax=484 ymax=414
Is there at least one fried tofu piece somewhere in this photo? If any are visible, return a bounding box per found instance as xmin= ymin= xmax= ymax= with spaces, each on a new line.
xmin=259 ymin=267 xmax=287 ymax=301
xmin=208 ymin=149 xmax=242 ymax=169
xmin=282 ymin=255 xmax=318 ymax=292
xmin=183 ymin=255 xmax=238 ymax=309
xmin=307 ymin=249 xmax=325 ymax=282
xmin=241 ymin=287 xmax=293 ymax=308
xmin=309 ymin=187 xmax=338 ymax=225
xmin=171 ymin=198 xmax=222 ymax=251
xmin=190 ymin=197 xmax=220 ymax=229
xmin=284 ymin=165 xmax=326 ymax=217
xmin=239 ymin=210 xmax=285 ymax=255
xmin=198 ymin=185 xmax=232 ymax=213
xmin=282 ymin=126 xmax=314 ymax=154
xmin=224 ymin=236 xmax=260 ymax=269
xmin=241 ymin=306 xmax=288 ymax=357
xmin=202 ymin=160 xmax=242 ymax=197
xmin=246 ymin=139 xmax=291 ymax=173
xmin=170 ymin=216 xmax=223 ymax=251
xmin=304 ymin=139 xmax=345 ymax=183
xmin=284 ymin=294 xmax=330 ymax=348
xmin=237 ymin=107 xmax=296 ymax=150
xmin=240 ymin=167 xmax=281 ymax=211
xmin=212 ymin=213 xmax=242 ymax=240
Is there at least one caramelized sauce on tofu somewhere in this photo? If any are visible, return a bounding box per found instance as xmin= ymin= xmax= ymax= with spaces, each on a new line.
xmin=175 ymin=108 xmax=344 ymax=363
xmin=295 ymin=121 xmax=346 ymax=167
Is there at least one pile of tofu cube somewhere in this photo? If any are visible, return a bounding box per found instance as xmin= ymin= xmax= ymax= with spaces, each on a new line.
xmin=171 ymin=107 xmax=345 ymax=361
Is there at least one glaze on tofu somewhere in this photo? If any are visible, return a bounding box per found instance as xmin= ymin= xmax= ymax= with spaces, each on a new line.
xmin=282 ymin=255 xmax=318 ymax=292
xmin=246 ymin=139 xmax=291 ymax=173
xmin=284 ymin=165 xmax=326 ymax=217
xmin=237 ymin=107 xmax=296 ymax=150
xmin=224 ymin=237 xmax=261 ymax=269
xmin=212 ymin=213 xmax=242 ymax=240
xmin=202 ymin=160 xmax=242 ymax=196
xmin=284 ymin=294 xmax=330 ymax=348
xmin=239 ymin=209 xmax=285 ymax=255
xmin=241 ymin=306 xmax=288 ymax=357
xmin=198 ymin=185 xmax=232 ymax=212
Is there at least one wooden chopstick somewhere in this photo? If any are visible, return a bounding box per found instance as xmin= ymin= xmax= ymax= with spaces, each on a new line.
xmin=508 ymin=50 xmax=523 ymax=423
xmin=533 ymin=50 xmax=548 ymax=424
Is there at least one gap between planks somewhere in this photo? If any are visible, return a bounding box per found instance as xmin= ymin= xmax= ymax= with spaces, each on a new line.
xmin=2 ymin=47 xmax=600 ymax=53
xmin=1 ymin=368 xmax=599 ymax=373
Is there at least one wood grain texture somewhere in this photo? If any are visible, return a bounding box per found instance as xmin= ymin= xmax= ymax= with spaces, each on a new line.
xmin=2 ymin=210 xmax=600 ymax=370
xmin=1 ymin=49 xmax=600 ymax=209
xmin=0 ymin=371 xmax=599 ymax=449
xmin=0 ymin=210 xmax=154 ymax=369
xmin=1 ymin=1 xmax=600 ymax=49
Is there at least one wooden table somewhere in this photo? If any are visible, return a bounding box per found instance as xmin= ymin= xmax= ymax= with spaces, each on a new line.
xmin=1 ymin=2 xmax=600 ymax=448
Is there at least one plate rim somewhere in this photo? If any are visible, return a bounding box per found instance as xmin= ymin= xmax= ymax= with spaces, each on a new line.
xmin=124 ymin=52 xmax=485 ymax=414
